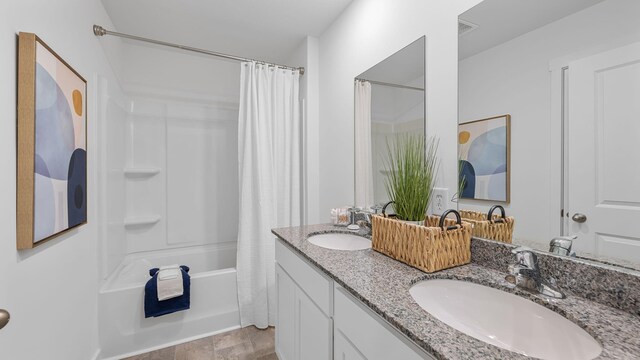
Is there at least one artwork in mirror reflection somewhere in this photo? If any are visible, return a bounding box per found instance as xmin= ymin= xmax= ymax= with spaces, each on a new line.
xmin=458 ymin=0 xmax=640 ymax=271
xmin=458 ymin=115 xmax=510 ymax=203
xmin=354 ymin=37 xmax=425 ymax=209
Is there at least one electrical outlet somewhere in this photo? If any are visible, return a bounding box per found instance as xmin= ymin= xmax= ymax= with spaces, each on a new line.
xmin=432 ymin=188 xmax=449 ymax=215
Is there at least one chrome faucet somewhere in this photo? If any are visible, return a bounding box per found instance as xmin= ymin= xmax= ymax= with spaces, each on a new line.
xmin=549 ymin=235 xmax=577 ymax=256
xmin=506 ymin=247 xmax=565 ymax=299
xmin=347 ymin=207 xmax=360 ymax=227
xmin=354 ymin=208 xmax=376 ymax=234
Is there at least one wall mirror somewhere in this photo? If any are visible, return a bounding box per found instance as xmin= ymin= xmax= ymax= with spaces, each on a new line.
xmin=354 ymin=37 xmax=425 ymax=210
xmin=458 ymin=0 xmax=640 ymax=270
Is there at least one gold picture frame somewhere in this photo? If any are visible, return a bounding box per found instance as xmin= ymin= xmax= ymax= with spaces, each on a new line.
xmin=458 ymin=114 xmax=511 ymax=203
xmin=17 ymin=32 xmax=88 ymax=249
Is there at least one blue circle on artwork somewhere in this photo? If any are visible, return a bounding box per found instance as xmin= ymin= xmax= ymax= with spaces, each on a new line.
xmin=74 ymin=185 xmax=84 ymax=209
xmin=34 ymin=173 xmax=56 ymax=241
xmin=67 ymin=149 xmax=86 ymax=227
xmin=35 ymin=63 xmax=76 ymax=181
xmin=488 ymin=172 xmax=507 ymax=201
xmin=34 ymin=154 xmax=51 ymax=178
xmin=467 ymin=126 xmax=507 ymax=176
xmin=459 ymin=160 xmax=476 ymax=199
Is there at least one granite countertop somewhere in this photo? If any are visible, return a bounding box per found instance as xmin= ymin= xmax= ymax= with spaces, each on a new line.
xmin=272 ymin=224 xmax=640 ymax=360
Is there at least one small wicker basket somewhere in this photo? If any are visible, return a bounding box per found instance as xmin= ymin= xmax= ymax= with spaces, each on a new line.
xmin=371 ymin=209 xmax=472 ymax=273
xmin=459 ymin=205 xmax=514 ymax=244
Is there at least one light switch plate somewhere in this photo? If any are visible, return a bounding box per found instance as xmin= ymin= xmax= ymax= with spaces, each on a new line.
xmin=432 ymin=188 xmax=449 ymax=215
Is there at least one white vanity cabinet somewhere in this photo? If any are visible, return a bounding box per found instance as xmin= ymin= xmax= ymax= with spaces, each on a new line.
xmin=275 ymin=238 xmax=435 ymax=360
xmin=333 ymin=285 xmax=436 ymax=360
xmin=334 ymin=330 xmax=367 ymax=360
xmin=275 ymin=240 xmax=333 ymax=360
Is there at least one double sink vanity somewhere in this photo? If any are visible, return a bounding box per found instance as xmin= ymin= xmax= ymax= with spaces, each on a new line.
xmin=273 ymin=224 xmax=640 ymax=360
xmin=274 ymin=2 xmax=640 ymax=358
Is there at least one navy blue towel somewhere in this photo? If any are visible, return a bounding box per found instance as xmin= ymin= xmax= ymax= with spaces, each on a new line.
xmin=144 ymin=265 xmax=191 ymax=318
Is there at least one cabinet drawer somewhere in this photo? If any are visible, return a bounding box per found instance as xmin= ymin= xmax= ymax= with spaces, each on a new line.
xmin=335 ymin=329 xmax=366 ymax=360
xmin=275 ymin=239 xmax=333 ymax=316
xmin=334 ymin=285 xmax=435 ymax=360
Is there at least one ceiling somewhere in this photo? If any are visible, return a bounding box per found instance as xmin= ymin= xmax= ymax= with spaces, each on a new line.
xmin=459 ymin=0 xmax=605 ymax=60
xmin=101 ymin=0 xmax=353 ymax=65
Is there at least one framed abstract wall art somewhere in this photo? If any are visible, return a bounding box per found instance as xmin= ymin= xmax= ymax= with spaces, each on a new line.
xmin=458 ymin=114 xmax=510 ymax=203
xmin=17 ymin=33 xmax=87 ymax=249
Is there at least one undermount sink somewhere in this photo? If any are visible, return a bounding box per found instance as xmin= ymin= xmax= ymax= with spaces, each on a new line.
xmin=410 ymin=279 xmax=602 ymax=360
xmin=307 ymin=233 xmax=371 ymax=251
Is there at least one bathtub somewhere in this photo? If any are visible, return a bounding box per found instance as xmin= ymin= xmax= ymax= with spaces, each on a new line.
xmin=97 ymin=243 xmax=240 ymax=359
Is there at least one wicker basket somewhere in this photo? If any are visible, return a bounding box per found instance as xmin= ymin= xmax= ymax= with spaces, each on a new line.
xmin=459 ymin=205 xmax=514 ymax=244
xmin=371 ymin=209 xmax=472 ymax=273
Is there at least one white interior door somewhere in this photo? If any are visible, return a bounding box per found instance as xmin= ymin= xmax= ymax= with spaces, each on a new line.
xmin=567 ymin=41 xmax=640 ymax=262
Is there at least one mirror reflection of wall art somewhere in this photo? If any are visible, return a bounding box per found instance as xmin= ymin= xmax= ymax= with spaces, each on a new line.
xmin=17 ymin=32 xmax=87 ymax=249
xmin=458 ymin=114 xmax=510 ymax=203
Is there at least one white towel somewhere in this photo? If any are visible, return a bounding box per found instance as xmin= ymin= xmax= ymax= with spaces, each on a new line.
xmin=157 ymin=264 xmax=184 ymax=301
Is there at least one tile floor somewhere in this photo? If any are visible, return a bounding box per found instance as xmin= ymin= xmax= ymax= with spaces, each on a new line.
xmin=123 ymin=326 xmax=277 ymax=360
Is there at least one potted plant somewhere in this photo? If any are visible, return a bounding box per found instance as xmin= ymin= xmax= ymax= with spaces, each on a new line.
xmin=383 ymin=134 xmax=439 ymax=224
xmin=452 ymin=158 xmax=467 ymax=203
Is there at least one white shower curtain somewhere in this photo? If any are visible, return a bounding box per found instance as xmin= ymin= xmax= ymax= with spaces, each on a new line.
xmin=354 ymin=80 xmax=374 ymax=208
xmin=236 ymin=62 xmax=301 ymax=329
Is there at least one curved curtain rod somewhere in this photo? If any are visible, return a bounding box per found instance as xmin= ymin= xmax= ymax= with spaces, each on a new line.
xmin=93 ymin=25 xmax=305 ymax=75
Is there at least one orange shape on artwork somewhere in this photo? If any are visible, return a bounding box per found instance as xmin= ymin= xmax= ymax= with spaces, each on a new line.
xmin=72 ymin=90 xmax=83 ymax=116
xmin=458 ymin=131 xmax=470 ymax=144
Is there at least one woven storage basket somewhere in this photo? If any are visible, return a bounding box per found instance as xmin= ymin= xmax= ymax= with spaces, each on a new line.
xmin=371 ymin=209 xmax=472 ymax=273
xmin=459 ymin=205 xmax=514 ymax=244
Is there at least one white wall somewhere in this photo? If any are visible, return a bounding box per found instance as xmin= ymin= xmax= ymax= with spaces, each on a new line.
xmin=287 ymin=36 xmax=321 ymax=225
xmin=458 ymin=0 xmax=640 ymax=244
xmin=0 ymin=1 xmax=124 ymax=359
xmin=317 ymin=0 xmax=483 ymax=221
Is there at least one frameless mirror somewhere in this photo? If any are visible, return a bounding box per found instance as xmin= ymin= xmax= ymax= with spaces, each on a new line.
xmin=354 ymin=37 xmax=426 ymax=210
xmin=458 ymin=0 xmax=640 ymax=270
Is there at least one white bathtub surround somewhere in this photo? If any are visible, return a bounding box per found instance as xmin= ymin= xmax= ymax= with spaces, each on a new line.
xmin=354 ymin=80 xmax=374 ymax=208
xmin=237 ymin=62 xmax=302 ymax=329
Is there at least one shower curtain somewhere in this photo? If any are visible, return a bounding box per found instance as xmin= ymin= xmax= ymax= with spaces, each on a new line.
xmin=354 ymin=80 xmax=374 ymax=208
xmin=236 ymin=62 xmax=301 ymax=329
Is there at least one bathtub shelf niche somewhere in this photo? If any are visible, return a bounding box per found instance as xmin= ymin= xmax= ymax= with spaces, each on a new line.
xmin=124 ymin=215 xmax=161 ymax=227
xmin=124 ymin=167 xmax=161 ymax=178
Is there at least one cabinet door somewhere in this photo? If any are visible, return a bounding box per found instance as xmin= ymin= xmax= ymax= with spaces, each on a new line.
xmin=297 ymin=285 xmax=332 ymax=360
xmin=275 ymin=240 xmax=333 ymax=315
xmin=334 ymin=286 xmax=435 ymax=360
xmin=276 ymin=264 xmax=296 ymax=360
xmin=335 ymin=330 xmax=366 ymax=360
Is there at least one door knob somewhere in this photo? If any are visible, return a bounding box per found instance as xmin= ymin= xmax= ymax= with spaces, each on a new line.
xmin=572 ymin=213 xmax=587 ymax=223
xmin=0 ymin=309 xmax=9 ymax=330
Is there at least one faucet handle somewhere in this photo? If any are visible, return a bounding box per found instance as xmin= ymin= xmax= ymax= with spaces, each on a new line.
xmin=549 ymin=235 xmax=577 ymax=256
xmin=370 ymin=204 xmax=384 ymax=214
xmin=511 ymin=246 xmax=533 ymax=254
xmin=553 ymin=234 xmax=578 ymax=241
xmin=354 ymin=207 xmax=373 ymax=223
xmin=512 ymin=247 xmax=539 ymax=271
